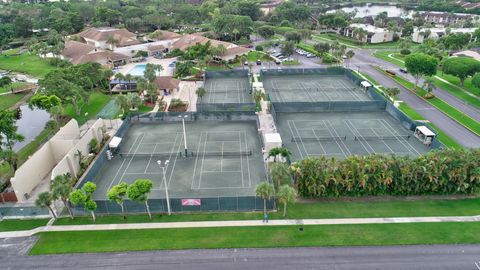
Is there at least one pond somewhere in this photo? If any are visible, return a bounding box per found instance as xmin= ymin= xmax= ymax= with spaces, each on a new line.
xmin=12 ymin=105 xmax=51 ymax=152
xmin=327 ymin=4 xmax=413 ymax=18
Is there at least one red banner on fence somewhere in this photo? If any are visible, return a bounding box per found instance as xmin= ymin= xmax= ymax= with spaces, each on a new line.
xmin=181 ymin=199 xmax=201 ymax=206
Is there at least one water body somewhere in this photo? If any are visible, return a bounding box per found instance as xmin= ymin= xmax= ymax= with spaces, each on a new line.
xmin=12 ymin=105 xmax=51 ymax=152
xmin=327 ymin=4 xmax=413 ymax=18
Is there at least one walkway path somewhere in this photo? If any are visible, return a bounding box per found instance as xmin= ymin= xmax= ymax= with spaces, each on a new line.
xmin=2 ymin=215 xmax=480 ymax=238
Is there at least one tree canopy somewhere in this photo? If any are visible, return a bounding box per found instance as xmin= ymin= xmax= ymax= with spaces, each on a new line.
xmin=442 ymin=57 xmax=480 ymax=86
xmin=404 ymin=53 xmax=438 ymax=89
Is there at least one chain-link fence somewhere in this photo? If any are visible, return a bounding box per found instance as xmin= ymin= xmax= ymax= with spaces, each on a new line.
xmin=71 ymin=196 xmax=275 ymax=215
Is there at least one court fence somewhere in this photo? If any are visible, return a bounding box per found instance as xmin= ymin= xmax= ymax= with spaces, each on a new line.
xmin=129 ymin=111 xmax=258 ymax=123
xmin=197 ymin=102 xmax=256 ymax=112
xmin=0 ymin=205 xmax=49 ymax=218
xmin=205 ymin=69 xmax=249 ymax=79
xmin=71 ymin=196 xmax=275 ymax=215
xmin=260 ymin=67 xmax=347 ymax=78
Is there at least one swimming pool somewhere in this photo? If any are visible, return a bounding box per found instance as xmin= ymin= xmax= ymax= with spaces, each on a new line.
xmin=127 ymin=64 xmax=147 ymax=77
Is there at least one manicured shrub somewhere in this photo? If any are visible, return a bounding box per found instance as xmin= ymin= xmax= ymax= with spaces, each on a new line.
xmin=291 ymin=148 xmax=480 ymax=198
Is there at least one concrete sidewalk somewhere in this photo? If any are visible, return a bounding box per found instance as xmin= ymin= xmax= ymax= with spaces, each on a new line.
xmin=2 ymin=215 xmax=480 ymax=239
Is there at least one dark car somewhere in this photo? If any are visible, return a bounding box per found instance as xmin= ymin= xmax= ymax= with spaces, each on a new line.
xmin=256 ymin=60 xmax=261 ymax=65
xmin=275 ymin=60 xmax=281 ymax=65
xmin=399 ymin=68 xmax=408 ymax=74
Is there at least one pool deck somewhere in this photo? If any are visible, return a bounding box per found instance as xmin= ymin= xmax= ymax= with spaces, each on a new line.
xmin=116 ymin=57 xmax=177 ymax=77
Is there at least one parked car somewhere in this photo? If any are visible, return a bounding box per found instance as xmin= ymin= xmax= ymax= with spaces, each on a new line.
xmin=275 ymin=60 xmax=281 ymax=65
xmin=244 ymin=61 xmax=248 ymax=66
xmin=306 ymin=53 xmax=315 ymax=58
xmin=256 ymin=60 xmax=261 ymax=65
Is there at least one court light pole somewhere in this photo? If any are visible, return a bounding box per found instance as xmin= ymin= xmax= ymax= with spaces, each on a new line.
xmin=157 ymin=160 xmax=171 ymax=215
xmin=179 ymin=115 xmax=188 ymax=157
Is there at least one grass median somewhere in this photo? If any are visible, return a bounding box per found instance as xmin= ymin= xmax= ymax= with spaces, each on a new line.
xmin=53 ymin=197 xmax=480 ymax=226
xmin=0 ymin=219 xmax=49 ymax=232
xmin=30 ymin=222 xmax=480 ymax=254
xmin=375 ymin=67 xmax=480 ymax=136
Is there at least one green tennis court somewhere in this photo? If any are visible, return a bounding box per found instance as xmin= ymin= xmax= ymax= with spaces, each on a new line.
xmin=276 ymin=111 xmax=429 ymax=161
xmin=91 ymin=120 xmax=266 ymax=201
xmin=263 ymin=74 xmax=371 ymax=103
xmin=204 ymin=77 xmax=252 ymax=104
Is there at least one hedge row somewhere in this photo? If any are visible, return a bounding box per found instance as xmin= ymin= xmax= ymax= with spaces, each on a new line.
xmin=291 ymin=149 xmax=480 ymax=198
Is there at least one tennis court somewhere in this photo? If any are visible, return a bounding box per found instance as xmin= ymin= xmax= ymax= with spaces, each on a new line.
xmin=276 ymin=112 xmax=429 ymax=160
xmin=203 ymin=77 xmax=252 ymax=104
xmin=91 ymin=120 xmax=266 ymax=201
xmin=263 ymin=74 xmax=371 ymax=103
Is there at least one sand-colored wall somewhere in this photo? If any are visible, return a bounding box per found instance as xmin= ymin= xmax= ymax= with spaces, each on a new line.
xmin=10 ymin=119 xmax=109 ymax=203
xmin=10 ymin=142 xmax=56 ymax=202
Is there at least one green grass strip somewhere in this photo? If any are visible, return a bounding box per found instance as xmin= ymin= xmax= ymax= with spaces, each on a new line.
xmin=0 ymin=219 xmax=49 ymax=232
xmin=0 ymin=93 xmax=26 ymax=110
xmin=375 ymin=67 xmax=480 ymax=136
xmin=0 ymin=52 xmax=57 ymax=78
xmin=64 ymin=91 xmax=113 ymax=125
xmin=54 ymin=197 xmax=480 ymax=226
xmin=30 ymin=222 xmax=480 ymax=254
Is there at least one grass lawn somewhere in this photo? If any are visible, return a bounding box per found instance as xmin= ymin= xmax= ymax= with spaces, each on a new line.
xmin=0 ymin=52 xmax=57 ymax=78
xmin=0 ymin=93 xmax=27 ymax=110
xmin=314 ymin=34 xmax=405 ymax=50
xmin=54 ymin=197 xmax=480 ymax=226
xmin=64 ymin=91 xmax=112 ymax=125
xmin=373 ymin=51 xmax=406 ymax=67
xmin=0 ymin=82 xmax=28 ymax=94
xmin=247 ymin=51 xmax=272 ymax=62
xmin=282 ymin=60 xmax=300 ymax=66
xmin=137 ymin=104 xmax=153 ymax=113
xmin=30 ymin=222 xmax=480 ymax=254
xmin=375 ymin=67 xmax=480 ymax=136
xmin=0 ymin=219 xmax=49 ymax=232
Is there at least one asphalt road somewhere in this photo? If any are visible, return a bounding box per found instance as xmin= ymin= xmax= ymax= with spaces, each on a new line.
xmin=2 ymin=237 xmax=480 ymax=269
xmin=355 ymin=49 xmax=480 ymax=123
xmin=351 ymin=50 xmax=480 ymax=148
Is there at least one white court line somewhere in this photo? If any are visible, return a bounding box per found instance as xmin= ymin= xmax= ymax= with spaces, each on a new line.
xmin=323 ymin=120 xmax=349 ymax=157
xmin=287 ymin=120 xmax=305 ymax=160
xmin=220 ymin=141 xmax=224 ymax=172
xmin=311 ymin=128 xmax=327 ymax=155
xmin=114 ymin=133 xmax=146 ymax=189
xmin=165 ymin=132 xmax=183 ymax=189
xmin=202 ymin=170 xmax=242 ymax=173
xmin=291 ymin=120 xmax=311 ymax=157
xmin=243 ymin=130 xmax=252 ymax=188
xmin=344 ymin=120 xmax=374 ymax=154
xmin=370 ymin=127 xmax=396 ymax=154
xmin=197 ymin=131 xmax=209 ymax=189
xmin=379 ymin=119 xmax=422 ymax=156
xmin=105 ymin=134 xmax=143 ymax=191
xmin=191 ymin=131 xmax=204 ymax=190
xmin=239 ymin=130 xmax=244 ymax=188
xmin=144 ymin=143 xmax=158 ymax=173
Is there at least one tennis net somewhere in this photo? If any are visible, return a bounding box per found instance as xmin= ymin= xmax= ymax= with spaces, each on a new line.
xmin=118 ymin=152 xmax=181 ymax=159
xmin=354 ymin=135 xmax=411 ymax=141
xmin=190 ymin=151 xmax=252 ymax=157
xmin=291 ymin=136 xmax=347 ymax=142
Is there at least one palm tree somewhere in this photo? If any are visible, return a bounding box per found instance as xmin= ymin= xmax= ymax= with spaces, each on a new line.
xmin=277 ymin=185 xmax=296 ymax=217
xmin=269 ymin=147 xmax=291 ymax=162
xmin=196 ymin=87 xmax=207 ymax=103
xmin=255 ymin=182 xmax=274 ymax=215
xmin=270 ymin=163 xmax=291 ymax=189
xmin=232 ymin=28 xmax=240 ymax=41
xmin=50 ymin=174 xmax=74 ymax=219
xmin=35 ymin=192 xmax=57 ymax=219
xmin=422 ymin=76 xmax=435 ymax=98
xmin=106 ymin=35 xmax=120 ymax=50
xmin=346 ymin=50 xmax=355 ymax=68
